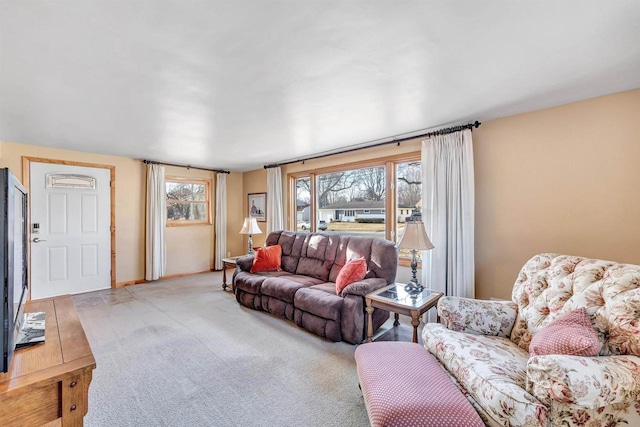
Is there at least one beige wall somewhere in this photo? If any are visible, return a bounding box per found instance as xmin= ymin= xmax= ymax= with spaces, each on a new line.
xmin=226 ymin=172 xmax=245 ymax=257
xmin=163 ymin=165 xmax=215 ymax=276
xmin=240 ymin=89 xmax=640 ymax=301
xmin=241 ymin=168 xmax=268 ymax=248
xmin=0 ymin=141 xmax=245 ymax=284
xmin=474 ymin=89 xmax=640 ymax=299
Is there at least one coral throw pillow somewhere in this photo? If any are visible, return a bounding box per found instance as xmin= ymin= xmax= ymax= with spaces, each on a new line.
xmin=529 ymin=308 xmax=601 ymax=356
xmin=250 ymin=245 xmax=282 ymax=273
xmin=335 ymin=258 xmax=367 ymax=294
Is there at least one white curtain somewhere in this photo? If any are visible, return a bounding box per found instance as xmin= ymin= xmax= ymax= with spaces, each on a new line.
xmin=214 ymin=172 xmax=227 ymax=270
xmin=266 ymin=167 xmax=284 ymax=233
xmin=145 ymin=163 xmax=166 ymax=281
xmin=421 ymin=129 xmax=475 ymax=299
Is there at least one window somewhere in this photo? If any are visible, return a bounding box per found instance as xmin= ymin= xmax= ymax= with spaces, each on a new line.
xmin=316 ymin=165 xmax=386 ymax=237
xmin=295 ymin=177 xmax=311 ymax=232
xmin=166 ymin=178 xmax=211 ymax=225
xmin=396 ymin=161 xmax=423 ymax=258
xmin=288 ymin=153 xmax=422 ymax=263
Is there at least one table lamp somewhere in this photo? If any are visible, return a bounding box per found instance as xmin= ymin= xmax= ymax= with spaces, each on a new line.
xmin=239 ymin=217 xmax=262 ymax=255
xmin=397 ymin=220 xmax=434 ymax=296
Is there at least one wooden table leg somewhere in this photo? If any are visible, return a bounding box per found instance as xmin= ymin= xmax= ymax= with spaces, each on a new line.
xmin=365 ymin=298 xmax=374 ymax=343
xmin=411 ymin=312 xmax=420 ymax=343
xmin=393 ymin=313 xmax=400 ymax=327
xmin=222 ymin=263 xmax=228 ymax=291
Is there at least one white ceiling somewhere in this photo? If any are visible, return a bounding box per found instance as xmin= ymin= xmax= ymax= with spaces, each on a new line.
xmin=1 ymin=1 xmax=639 ymax=172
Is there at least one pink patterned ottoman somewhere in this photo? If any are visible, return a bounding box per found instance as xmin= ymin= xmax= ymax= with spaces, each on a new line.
xmin=355 ymin=341 xmax=484 ymax=427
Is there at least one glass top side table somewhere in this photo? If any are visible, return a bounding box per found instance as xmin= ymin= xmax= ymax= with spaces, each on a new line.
xmin=365 ymin=283 xmax=443 ymax=343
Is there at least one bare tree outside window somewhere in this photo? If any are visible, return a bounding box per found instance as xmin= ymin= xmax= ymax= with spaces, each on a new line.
xmin=166 ymin=179 xmax=210 ymax=225
xmin=397 ymin=162 xmax=422 ymax=209
xmin=358 ymin=167 xmax=386 ymax=201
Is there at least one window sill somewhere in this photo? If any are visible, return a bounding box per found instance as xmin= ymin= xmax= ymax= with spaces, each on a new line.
xmin=166 ymin=221 xmax=212 ymax=227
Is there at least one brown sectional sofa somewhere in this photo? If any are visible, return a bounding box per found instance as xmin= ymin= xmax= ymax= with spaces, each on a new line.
xmin=233 ymin=230 xmax=398 ymax=344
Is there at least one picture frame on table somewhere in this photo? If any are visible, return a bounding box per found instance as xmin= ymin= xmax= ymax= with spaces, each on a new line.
xmin=248 ymin=192 xmax=266 ymax=222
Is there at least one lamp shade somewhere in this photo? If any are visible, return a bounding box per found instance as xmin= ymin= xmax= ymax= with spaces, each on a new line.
xmin=397 ymin=221 xmax=434 ymax=250
xmin=239 ymin=217 xmax=262 ymax=235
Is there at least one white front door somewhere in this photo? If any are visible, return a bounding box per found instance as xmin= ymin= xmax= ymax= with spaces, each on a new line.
xmin=30 ymin=162 xmax=112 ymax=299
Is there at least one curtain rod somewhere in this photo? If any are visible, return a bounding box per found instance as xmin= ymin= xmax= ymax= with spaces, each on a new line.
xmin=264 ymin=121 xmax=481 ymax=169
xmin=142 ymin=159 xmax=230 ymax=174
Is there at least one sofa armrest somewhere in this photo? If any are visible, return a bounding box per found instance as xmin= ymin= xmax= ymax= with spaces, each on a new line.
xmin=340 ymin=278 xmax=388 ymax=297
xmin=527 ymin=354 xmax=640 ymax=408
xmin=438 ymin=296 xmax=518 ymax=337
xmin=236 ymin=255 xmax=254 ymax=272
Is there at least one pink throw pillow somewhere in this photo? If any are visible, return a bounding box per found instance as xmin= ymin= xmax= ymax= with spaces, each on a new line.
xmin=335 ymin=258 xmax=367 ymax=294
xmin=529 ymin=308 xmax=601 ymax=356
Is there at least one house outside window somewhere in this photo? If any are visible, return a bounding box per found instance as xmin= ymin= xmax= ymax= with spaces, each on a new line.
xmin=166 ymin=177 xmax=211 ymax=225
xmin=316 ymin=165 xmax=386 ymax=237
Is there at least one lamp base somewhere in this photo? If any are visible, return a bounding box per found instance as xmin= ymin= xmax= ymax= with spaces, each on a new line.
xmin=404 ymin=249 xmax=424 ymax=298
xmin=404 ymin=281 xmax=424 ymax=298
xmin=247 ymin=234 xmax=253 ymax=255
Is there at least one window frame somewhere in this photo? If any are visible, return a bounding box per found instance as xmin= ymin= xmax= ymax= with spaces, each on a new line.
xmin=165 ymin=176 xmax=212 ymax=227
xmin=287 ymin=151 xmax=421 ymax=266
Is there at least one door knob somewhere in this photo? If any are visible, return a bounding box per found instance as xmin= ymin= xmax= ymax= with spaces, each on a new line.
xmin=32 ymin=237 xmax=47 ymax=243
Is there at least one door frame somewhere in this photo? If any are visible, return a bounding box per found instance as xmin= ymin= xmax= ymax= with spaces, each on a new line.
xmin=22 ymin=156 xmax=116 ymax=298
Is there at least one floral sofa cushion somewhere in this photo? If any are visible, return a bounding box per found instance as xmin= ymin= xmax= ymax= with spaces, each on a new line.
xmin=423 ymin=323 xmax=547 ymax=426
xmin=438 ymin=296 xmax=518 ymax=338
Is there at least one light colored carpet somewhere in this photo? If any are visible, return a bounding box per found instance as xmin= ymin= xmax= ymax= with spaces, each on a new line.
xmin=74 ymin=272 xmax=372 ymax=427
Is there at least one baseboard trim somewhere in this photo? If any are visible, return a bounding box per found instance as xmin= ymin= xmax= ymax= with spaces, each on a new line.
xmin=115 ymin=279 xmax=146 ymax=288
xmin=115 ymin=269 xmax=215 ymax=288
xmin=161 ymin=269 xmax=215 ymax=280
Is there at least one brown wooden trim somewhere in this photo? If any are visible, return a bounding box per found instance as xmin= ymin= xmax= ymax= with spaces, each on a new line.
xmin=22 ymin=156 xmax=117 ymax=295
xmin=385 ymin=160 xmax=396 ymax=241
xmin=115 ymin=268 xmax=215 ymax=287
xmin=287 ymin=151 xmax=420 ymax=178
xmin=287 ymin=175 xmax=296 ymax=231
xmin=309 ymin=173 xmax=316 ymax=231
xmin=160 ymin=268 xmax=214 ymax=280
xmin=166 ymin=220 xmax=212 ymax=227
xmin=115 ymin=279 xmax=146 ymax=288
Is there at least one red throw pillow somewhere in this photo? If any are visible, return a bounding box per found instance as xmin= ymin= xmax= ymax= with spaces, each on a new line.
xmin=529 ymin=307 xmax=601 ymax=356
xmin=335 ymin=258 xmax=367 ymax=294
xmin=250 ymin=245 xmax=282 ymax=273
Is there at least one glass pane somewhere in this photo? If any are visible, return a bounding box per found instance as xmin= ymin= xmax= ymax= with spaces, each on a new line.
xmin=167 ymin=202 xmax=207 ymax=221
xmin=166 ymin=182 xmax=206 ymax=201
xmin=316 ymin=166 xmax=386 ymax=237
xmin=47 ymin=174 xmax=96 ymax=189
xmin=396 ymin=161 xmax=422 ymax=257
xmin=295 ymin=177 xmax=311 ymax=232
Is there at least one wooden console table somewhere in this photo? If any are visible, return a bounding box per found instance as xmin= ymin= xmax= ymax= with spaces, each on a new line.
xmin=0 ymin=295 xmax=96 ymax=426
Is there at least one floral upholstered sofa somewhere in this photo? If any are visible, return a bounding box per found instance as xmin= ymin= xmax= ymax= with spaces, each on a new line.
xmin=422 ymin=253 xmax=640 ymax=427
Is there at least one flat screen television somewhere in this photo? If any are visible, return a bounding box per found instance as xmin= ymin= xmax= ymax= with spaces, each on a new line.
xmin=0 ymin=167 xmax=28 ymax=373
